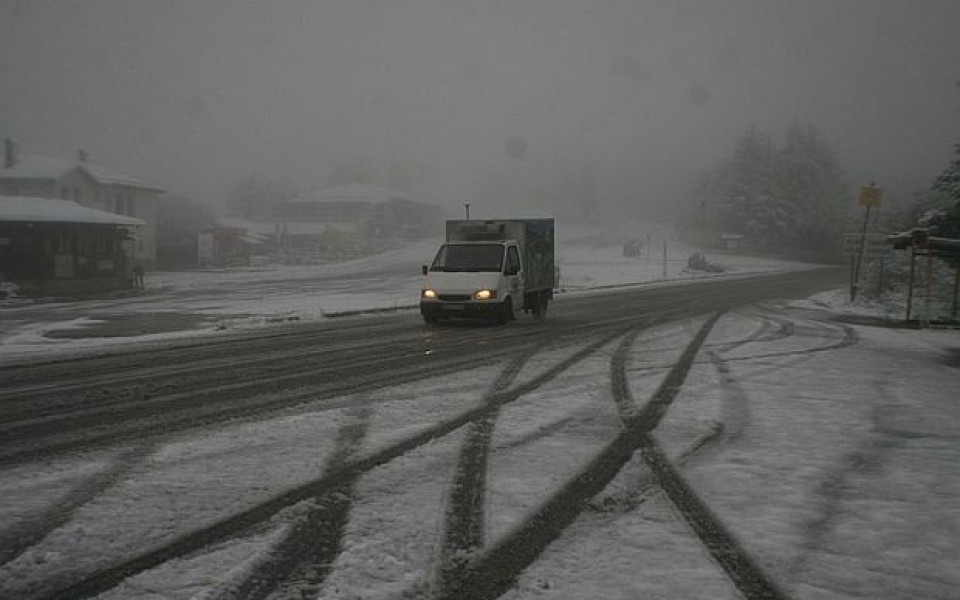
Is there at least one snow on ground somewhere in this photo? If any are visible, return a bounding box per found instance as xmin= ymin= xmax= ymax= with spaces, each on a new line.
xmin=2 ymin=225 xmax=958 ymax=599
xmin=0 ymin=293 xmax=958 ymax=598
xmin=0 ymin=225 xmax=819 ymax=364
xmin=499 ymin=309 xmax=960 ymax=600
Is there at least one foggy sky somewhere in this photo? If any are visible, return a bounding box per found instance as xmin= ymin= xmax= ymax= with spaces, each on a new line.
xmin=2 ymin=0 xmax=959 ymax=218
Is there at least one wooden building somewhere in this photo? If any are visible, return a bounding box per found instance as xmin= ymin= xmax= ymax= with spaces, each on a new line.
xmin=0 ymin=196 xmax=144 ymax=295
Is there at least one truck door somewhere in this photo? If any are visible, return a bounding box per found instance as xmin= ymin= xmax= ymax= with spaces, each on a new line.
xmin=504 ymin=245 xmax=522 ymax=299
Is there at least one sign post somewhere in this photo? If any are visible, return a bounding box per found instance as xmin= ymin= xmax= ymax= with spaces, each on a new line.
xmin=850 ymin=183 xmax=883 ymax=302
xmin=905 ymin=246 xmax=917 ymax=322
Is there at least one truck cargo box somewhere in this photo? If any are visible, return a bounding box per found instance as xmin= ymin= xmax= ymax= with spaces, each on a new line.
xmin=444 ymin=219 xmax=555 ymax=292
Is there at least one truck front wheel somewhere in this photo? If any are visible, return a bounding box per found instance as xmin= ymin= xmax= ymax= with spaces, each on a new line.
xmin=496 ymin=298 xmax=513 ymax=325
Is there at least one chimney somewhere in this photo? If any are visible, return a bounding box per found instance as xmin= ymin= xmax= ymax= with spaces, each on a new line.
xmin=4 ymin=138 xmax=16 ymax=169
xmin=78 ymin=148 xmax=88 ymax=162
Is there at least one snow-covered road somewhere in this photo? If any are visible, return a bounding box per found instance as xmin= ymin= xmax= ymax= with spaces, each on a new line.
xmin=0 ymin=226 xmax=814 ymax=363
xmin=1 ymin=298 xmax=958 ymax=600
xmin=1 ymin=229 xmax=957 ymax=600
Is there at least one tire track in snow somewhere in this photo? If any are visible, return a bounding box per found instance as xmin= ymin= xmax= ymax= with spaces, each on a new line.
xmin=0 ymin=347 xmax=522 ymax=467
xmin=0 ymin=444 xmax=154 ymax=567
xmin=708 ymin=313 xmax=793 ymax=355
xmin=1 ymin=325 xmax=626 ymax=467
xmin=788 ymin=382 xmax=900 ymax=588
xmin=27 ymin=332 xmax=621 ymax=600
xmin=611 ymin=312 xmax=792 ymax=600
xmin=0 ymin=319 xmax=412 ymax=390
xmin=431 ymin=314 xmax=721 ymax=600
xmin=654 ymin=313 xmax=803 ymax=467
xmin=721 ymin=320 xmax=858 ymax=365
xmin=201 ymin=406 xmax=373 ymax=600
xmin=436 ymin=341 xmax=565 ymax=594
xmin=634 ymin=436 xmax=792 ymax=600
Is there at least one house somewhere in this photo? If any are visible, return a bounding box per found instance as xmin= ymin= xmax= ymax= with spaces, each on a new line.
xmin=197 ymin=222 xmax=269 ymax=267
xmin=283 ymin=182 xmax=443 ymax=242
xmin=280 ymin=184 xmax=444 ymax=258
xmin=0 ymin=195 xmax=144 ymax=295
xmin=213 ymin=184 xmax=443 ymax=265
xmin=281 ymin=183 xmax=389 ymax=224
xmin=0 ymin=139 xmax=165 ymax=268
xmin=209 ymin=217 xmax=364 ymax=264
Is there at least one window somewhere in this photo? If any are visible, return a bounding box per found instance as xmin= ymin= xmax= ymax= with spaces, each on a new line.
xmin=126 ymin=193 xmax=136 ymax=216
xmin=430 ymin=244 xmax=504 ymax=272
xmin=60 ymin=187 xmax=70 ymax=200
xmin=505 ymin=246 xmax=521 ymax=275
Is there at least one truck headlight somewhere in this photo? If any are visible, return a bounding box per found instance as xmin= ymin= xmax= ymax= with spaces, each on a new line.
xmin=422 ymin=288 xmax=437 ymax=299
xmin=474 ymin=289 xmax=496 ymax=300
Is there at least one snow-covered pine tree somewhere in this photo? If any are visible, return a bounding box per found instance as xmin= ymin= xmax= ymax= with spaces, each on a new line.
xmin=714 ymin=128 xmax=782 ymax=249
xmin=930 ymin=143 xmax=960 ymax=238
xmin=933 ymin=144 xmax=960 ymax=201
xmin=776 ymin=121 xmax=848 ymax=251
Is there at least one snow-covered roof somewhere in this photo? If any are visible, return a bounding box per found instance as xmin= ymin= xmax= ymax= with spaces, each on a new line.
xmin=215 ymin=218 xmax=276 ymax=236
xmin=288 ymin=183 xmax=410 ymax=204
xmin=0 ymin=196 xmax=145 ymax=226
xmin=214 ymin=217 xmax=359 ymax=236
xmin=78 ymin=162 xmax=164 ymax=191
xmin=0 ymin=154 xmax=165 ymax=192
xmin=285 ymin=221 xmax=359 ymax=235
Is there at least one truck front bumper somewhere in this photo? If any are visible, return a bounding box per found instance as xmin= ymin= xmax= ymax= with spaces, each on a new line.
xmin=420 ymin=300 xmax=501 ymax=320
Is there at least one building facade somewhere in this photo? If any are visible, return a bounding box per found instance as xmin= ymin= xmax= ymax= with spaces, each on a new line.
xmin=0 ymin=196 xmax=144 ymax=295
xmin=0 ymin=139 xmax=165 ymax=268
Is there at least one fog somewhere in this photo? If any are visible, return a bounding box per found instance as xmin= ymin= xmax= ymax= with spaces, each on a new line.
xmin=2 ymin=0 xmax=958 ymax=218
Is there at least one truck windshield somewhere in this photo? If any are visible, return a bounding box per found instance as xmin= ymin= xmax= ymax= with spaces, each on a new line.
xmin=430 ymin=244 xmax=504 ymax=272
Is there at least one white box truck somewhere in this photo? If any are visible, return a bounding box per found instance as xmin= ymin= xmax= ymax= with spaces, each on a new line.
xmin=420 ymin=219 xmax=557 ymax=324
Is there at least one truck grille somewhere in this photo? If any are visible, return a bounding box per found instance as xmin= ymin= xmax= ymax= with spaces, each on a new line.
xmin=439 ymin=294 xmax=471 ymax=302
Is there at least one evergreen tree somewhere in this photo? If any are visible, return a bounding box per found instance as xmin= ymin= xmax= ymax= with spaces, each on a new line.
xmin=713 ymin=128 xmax=783 ymax=248
xmin=928 ymin=83 xmax=960 ymax=236
xmin=777 ymin=121 xmax=848 ymax=250
xmin=880 ymin=189 xmax=952 ymax=233
xmin=933 ymin=144 xmax=960 ymax=201
xmin=690 ymin=122 xmax=850 ymax=255
xmin=927 ymin=144 xmax=960 ymax=238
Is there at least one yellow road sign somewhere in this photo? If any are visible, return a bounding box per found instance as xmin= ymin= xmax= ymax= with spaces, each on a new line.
xmin=859 ymin=185 xmax=883 ymax=207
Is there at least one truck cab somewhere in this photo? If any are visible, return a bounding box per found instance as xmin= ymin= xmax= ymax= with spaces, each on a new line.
xmin=420 ymin=219 xmax=556 ymax=324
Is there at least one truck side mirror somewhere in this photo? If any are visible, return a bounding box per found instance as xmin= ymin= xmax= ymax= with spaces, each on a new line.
xmin=422 ymin=265 xmax=429 ymax=276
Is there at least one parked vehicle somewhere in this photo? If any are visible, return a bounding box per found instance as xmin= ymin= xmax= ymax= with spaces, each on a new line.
xmin=622 ymin=238 xmax=643 ymax=258
xmin=420 ymin=219 xmax=557 ymax=324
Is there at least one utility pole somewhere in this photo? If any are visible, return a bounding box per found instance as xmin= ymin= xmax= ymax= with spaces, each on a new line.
xmin=952 ymin=264 xmax=959 ymax=319
xmin=905 ymin=246 xmax=916 ymax=322
xmin=925 ymin=248 xmax=934 ymax=324
xmin=662 ymin=240 xmax=668 ymax=278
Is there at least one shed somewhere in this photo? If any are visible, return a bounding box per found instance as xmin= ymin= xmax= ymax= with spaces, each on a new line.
xmin=0 ymin=195 xmax=144 ymax=295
